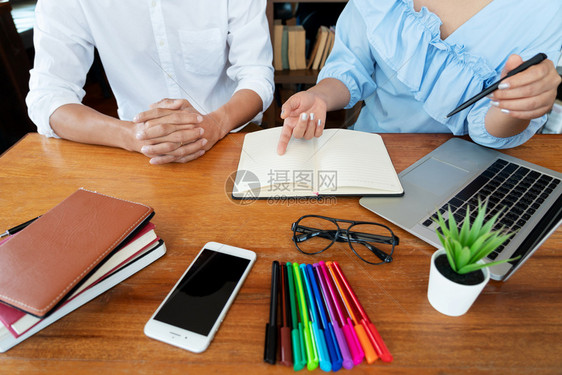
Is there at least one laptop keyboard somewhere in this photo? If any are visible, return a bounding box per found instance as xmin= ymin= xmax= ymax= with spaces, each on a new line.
xmin=422 ymin=158 xmax=561 ymax=260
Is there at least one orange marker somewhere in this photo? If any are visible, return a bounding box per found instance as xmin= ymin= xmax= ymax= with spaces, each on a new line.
xmin=331 ymin=261 xmax=393 ymax=363
xmin=326 ymin=262 xmax=378 ymax=364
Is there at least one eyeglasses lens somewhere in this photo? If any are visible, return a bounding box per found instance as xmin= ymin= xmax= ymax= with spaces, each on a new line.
xmin=294 ymin=216 xmax=339 ymax=254
xmin=347 ymin=223 xmax=395 ymax=263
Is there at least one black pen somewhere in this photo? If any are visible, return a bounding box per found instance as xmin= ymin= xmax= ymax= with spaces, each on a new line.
xmin=447 ymin=53 xmax=547 ymax=118
xmin=0 ymin=216 xmax=40 ymax=238
xmin=264 ymin=260 xmax=280 ymax=364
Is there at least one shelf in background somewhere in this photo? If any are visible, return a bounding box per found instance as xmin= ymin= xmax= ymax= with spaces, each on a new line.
xmin=274 ymin=69 xmax=319 ymax=84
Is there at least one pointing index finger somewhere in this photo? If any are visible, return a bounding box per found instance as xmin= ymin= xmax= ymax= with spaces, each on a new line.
xmin=277 ymin=124 xmax=295 ymax=155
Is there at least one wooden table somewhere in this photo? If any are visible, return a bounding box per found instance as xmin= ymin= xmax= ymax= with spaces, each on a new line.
xmin=0 ymin=133 xmax=560 ymax=374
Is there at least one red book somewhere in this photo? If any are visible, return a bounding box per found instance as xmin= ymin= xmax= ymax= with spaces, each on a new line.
xmin=0 ymin=189 xmax=155 ymax=318
xmin=0 ymin=222 xmax=158 ymax=338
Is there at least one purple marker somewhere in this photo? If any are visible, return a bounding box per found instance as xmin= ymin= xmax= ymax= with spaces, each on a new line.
xmin=314 ymin=263 xmax=354 ymax=370
xmin=318 ymin=261 xmax=364 ymax=365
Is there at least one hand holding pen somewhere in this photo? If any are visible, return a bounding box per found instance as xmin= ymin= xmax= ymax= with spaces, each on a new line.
xmin=448 ymin=53 xmax=560 ymax=120
xmin=487 ymin=53 xmax=561 ymax=120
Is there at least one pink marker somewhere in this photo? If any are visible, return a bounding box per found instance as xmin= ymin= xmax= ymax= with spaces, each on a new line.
xmin=319 ymin=261 xmax=364 ymax=365
xmin=332 ymin=261 xmax=393 ymax=363
xmin=314 ymin=263 xmax=354 ymax=370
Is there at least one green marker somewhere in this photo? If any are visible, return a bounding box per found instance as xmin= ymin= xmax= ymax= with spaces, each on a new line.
xmin=292 ymin=262 xmax=319 ymax=371
xmin=286 ymin=263 xmax=306 ymax=371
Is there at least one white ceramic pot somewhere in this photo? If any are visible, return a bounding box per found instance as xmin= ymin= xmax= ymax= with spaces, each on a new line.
xmin=427 ymin=249 xmax=490 ymax=316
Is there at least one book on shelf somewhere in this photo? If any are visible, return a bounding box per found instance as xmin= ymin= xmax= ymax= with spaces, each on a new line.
xmin=273 ymin=21 xmax=284 ymax=71
xmin=306 ymin=26 xmax=324 ymax=70
xmin=281 ymin=25 xmax=290 ymax=70
xmin=232 ymin=127 xmax=404 ymax=199
xmin=306 ymin=28 xmax=321 ymax=69
xmin=310 ymin=25 xmax=330 ymax=70
xmin=318 ymin=27 xmax=335 ymax=69
xmin=0 ymin=189 xmax=167 ymax=352
xmin=288 ymin=25 xmax=306 ymax=70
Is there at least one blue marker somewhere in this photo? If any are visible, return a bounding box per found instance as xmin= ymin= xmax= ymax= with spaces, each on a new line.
xmin=314 ymin=263 xmax=354 ymax=370
xmin=306 ymin=264 xmax=343 ymax=371
xmin=300 ymin=264 xmax=331 ymax=372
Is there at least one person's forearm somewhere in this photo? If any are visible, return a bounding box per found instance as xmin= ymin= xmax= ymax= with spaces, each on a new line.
xmin=208 ymin=89 xmax=263 ymax=137
xmin=50 ymin=104 xmax=139 ymax=151
xmin=308 ymin=78 xmax=351 ymax=111
xmin=484 ymin=106 xmax=531 ymax=138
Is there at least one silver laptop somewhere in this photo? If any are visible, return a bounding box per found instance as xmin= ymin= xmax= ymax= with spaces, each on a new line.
xmin=360 ymin=138 xmax=562 ymax=281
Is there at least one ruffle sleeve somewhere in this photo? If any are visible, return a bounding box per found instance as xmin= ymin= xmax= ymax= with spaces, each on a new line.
xmin=354 ymin=0 xmax=500 ymax=132
xmin=320 ymin=0 xmax=552 ymax=147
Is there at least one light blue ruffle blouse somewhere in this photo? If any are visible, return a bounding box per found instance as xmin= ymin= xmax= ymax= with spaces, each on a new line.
xmin=318 ymin=0 xmax=562 ymax=148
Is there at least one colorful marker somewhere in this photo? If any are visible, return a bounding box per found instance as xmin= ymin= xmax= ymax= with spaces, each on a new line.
xmin=332 ymin=261 xmax=393 ymax=362
xmin=314 ymin=263 xmax=354 ymax=370
xmin=279 ymin=264 xmax=293 ymax=366
xmin=300 ymin=264 xmax=331 ymax=372
xmin=319 ymin=261 xmax=364 ymax=365
xmin=292 ymin=262 xmax=319 ymax=370
xmin=306 ymin=264 xmax=343 ymax=372
xmin=286 ymin=263 xmax=306 ymax=371
xmin=327 ymin=261 xmax=378 ymax=364
xmin=264 ymin=261 xmax=279 ymax=364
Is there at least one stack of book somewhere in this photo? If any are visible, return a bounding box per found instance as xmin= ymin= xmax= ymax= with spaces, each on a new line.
xmin=273 ymin=22 xmax=306 ymax=71
xmin=0 ymin=188 xmax=166 ymax=352
xmin=273 ymin=23 xmax=336 ymax=72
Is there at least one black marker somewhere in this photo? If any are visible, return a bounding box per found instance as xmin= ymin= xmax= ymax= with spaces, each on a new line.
xmin=0 ymin=216 xmax=40 ymax=238
xmin=447 ymin=53 xmax=547 ymax=118
xmin=264 ymin=260 xmax=280 ymax=364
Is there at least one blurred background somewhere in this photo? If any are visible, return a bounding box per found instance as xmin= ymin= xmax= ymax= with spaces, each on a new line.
xmin=1 ymin=0 xmax=561 ymax=155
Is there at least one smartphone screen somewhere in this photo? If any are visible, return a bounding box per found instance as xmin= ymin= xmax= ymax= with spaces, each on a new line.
xmin=152 ymin=249 xmax=251 ymax=336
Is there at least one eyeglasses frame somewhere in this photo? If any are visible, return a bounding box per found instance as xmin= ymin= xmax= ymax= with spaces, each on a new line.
xmin=291 ymin=214 xmax=399 ymax=265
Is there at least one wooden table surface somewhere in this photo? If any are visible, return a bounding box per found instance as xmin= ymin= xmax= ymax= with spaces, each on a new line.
xmin=0 ymin=133 xmax=560 ymax=374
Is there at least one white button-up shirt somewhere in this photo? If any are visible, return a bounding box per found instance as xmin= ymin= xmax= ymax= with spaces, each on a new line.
xmin=27 ymin=0 xmax=275 ymax=137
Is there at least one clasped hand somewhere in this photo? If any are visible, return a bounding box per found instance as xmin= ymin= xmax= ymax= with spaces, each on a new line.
xmin=133 ymin=98 xmax=222 ymax=164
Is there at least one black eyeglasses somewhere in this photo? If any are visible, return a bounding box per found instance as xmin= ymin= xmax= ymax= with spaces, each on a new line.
xmin=291 ymin=215 xmax=399 ymax=265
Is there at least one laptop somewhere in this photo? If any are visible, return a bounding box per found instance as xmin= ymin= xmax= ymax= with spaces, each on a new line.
xmin=359 ymin=138 xmax=562 ymax=281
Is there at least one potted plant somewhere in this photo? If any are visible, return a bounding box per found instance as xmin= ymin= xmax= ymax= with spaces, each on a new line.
xmin=427 ymin=202 xmax=519 ymax=316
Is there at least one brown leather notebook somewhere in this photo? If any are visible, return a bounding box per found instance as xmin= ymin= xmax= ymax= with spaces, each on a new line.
xmin=0 ymin=189 xmax=154 ymax=317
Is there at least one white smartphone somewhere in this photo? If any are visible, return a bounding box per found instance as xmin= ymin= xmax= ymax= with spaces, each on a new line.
xmin=144 ymin=242 xmax=256 ymax=353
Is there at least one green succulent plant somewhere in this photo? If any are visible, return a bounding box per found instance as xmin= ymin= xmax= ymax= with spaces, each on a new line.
xmin=435 ymin=202 xmax=520 ymax=275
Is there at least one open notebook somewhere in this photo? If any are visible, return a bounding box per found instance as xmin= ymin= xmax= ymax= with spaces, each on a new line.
xmin=233 ymin=127 xmax=403 ymax=199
